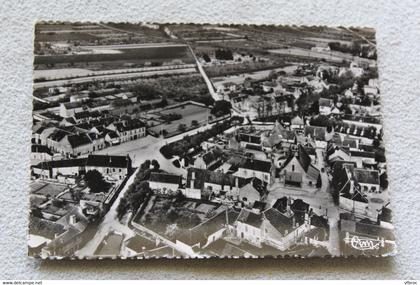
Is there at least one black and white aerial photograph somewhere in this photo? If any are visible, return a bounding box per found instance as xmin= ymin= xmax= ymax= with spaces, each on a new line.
xmin=29 ymin=22 xmax=396 ymax=259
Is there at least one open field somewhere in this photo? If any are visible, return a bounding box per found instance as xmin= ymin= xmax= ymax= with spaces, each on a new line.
xmin=149 ymin=103 xmax=211 ymax=135
xmin=268 ymin=48 xmax=375 ymax=65
xmin=34 ymin=45 xmax=194 ymax=66
xmin=33 ymin=67 xmax=198 ymax=88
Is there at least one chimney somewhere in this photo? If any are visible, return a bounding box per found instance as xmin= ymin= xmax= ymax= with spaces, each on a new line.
xmin=235 ymin=177 xmax=239 ymax=189
xmin=69 ymin=215 xmax=77 ymax=226
xmin=190 ymin=171 xmax=195 ymax=189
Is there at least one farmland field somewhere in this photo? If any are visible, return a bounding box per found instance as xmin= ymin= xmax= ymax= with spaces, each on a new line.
xmin=34 ymin=45 xmax=195 ymax=66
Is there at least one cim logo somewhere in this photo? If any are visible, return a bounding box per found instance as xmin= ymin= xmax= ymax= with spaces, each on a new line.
xmin=344 ymin=234 xmax=385 ymax=251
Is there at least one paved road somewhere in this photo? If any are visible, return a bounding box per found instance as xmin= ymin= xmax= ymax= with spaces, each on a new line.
xmin=75 ymin=121 xmax=231 ymax=256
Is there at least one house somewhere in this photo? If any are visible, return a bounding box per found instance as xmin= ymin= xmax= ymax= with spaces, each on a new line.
xmin=63 ymin=132 xmax=105 ymax=157
xmin=59 ymin=102 xmax=86 ymax=118
xmin=149 ymin=172 xmax=182 ymax=194
xmin=177 ymin=208 xmax=240 ymax=249
xmin=319 ymin=98 xmax=334 ymax=116
xmin=32 ymin=158 xmax=87 ymax=180
xmin=290 ymin=115 xmax=305 ymax=131
xmin=104 ymin=130 xmax=120 ymax=146
xmin=32 ymin=154 xmax=132 ymax=181
xmin=238 ymin=177 xmax=267 ymax=206
xmin=184 ymin=168 xmax=247 ymax=200
xmin=304 ymin=125 xmax=328 ymax=148
xmin=85 ymin=154 xmax=132 ymax=180
xmin=349 ymin=150 xmax=376 ymax=168
xmin=33 ymin=126 xmax=56 ymax=145
xmin=194 ymin=148 xmax=223 ymax=170
xmin=235 ymin=158 xmax=273 ymax=184
xmin=41 ymin=212 xmax=89 ymax=258
xmin=108 ymin=119 xmax=146 ymax=143
xmin=334 ymin=163 xmax=378 ymax=220
xmin=326 ymin=144 xmax=351 ymax=164
xmin=31 ymin=144 xmax=53 ymax=163
xmin=280 ymin=145 xmax=321 ymax=188
xmin=235 ymin=204 xmax=310 ymax=251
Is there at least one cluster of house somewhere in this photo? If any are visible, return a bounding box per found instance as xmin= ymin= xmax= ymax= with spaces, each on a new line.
xmin=129 ymin=195 xmax=329 ymax=257
xmin=32 ymin=113 xmax=146 ymax=160
xmin=29 ymin=154 xmax=133 ymax=257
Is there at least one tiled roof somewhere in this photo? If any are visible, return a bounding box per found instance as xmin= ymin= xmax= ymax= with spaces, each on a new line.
xmin=237 ymin=209 xmax=263 ymax=228
xmin=149 ymin=172 xmax=181 ymax=185
xmin=86 ymin=154 xmax=130 ymax=169
xmin=240 ymin=158 xmax=272 ymax=173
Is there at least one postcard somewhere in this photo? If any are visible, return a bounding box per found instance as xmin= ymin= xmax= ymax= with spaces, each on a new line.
xmin=29 ymin=22 xmax=395 ymax=259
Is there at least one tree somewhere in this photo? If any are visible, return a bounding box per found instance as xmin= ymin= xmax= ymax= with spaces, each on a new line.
xmin=215 ymin=49 xmax=233 ymax=60
xmin=191 ymin=120 xmax=199 ymax=127
xmin=202 ymin=53 xmax=211 ymax=62
xmin=211 ymin=100 xmax=232 ymax=117
xmin=178 ymin=123 xmax=187 ymax=132
xmin=85 ymin=170 xmax=110 ymax=193
xmin=151 ymin=159 xmax=160 ymax=171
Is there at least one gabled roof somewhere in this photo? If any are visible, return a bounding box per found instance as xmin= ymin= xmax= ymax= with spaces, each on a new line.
xmin=354 ymin=169 xmax=380 ymax=185
xmin=237 ymin=209 xmax=263 ymax=228
xmin=67 ymin=133 xmax=92 ymax=148
xmin=202 ymin=148 xmax=223 ymax=165
xmin=304 ymin=125 xmax=326 ymax=141
xmin=116 ymin=119 xmax=146 ymax=132
xmin=32 ymin=158 xmax=87 ymax=170
xmin=86 ymin=154 xmax=130 ymax=169
xmin=291 ymin=115 xmax=304 ymax=125
xmin=149 ymin=172 xmax=181 ymax=185
xmin=319 ymin=98 xmax=333 ymax=107
xmin=63 ymin=101 xmax=83 ymax=110
xmin=31 ymin=144 xmax=52 ymax=155
xmin=263 ymin=208 xmax=294 ymax=235
xmin=239 ymin=158 xmax=272 ymax=173
xmin=73 ymin=111 xmax=91 ymax=120
xmin=48 ymin=129 xmax=69 ymax=142
xmin=282 ymin=145 xmax=320 ymax=181
xmin=179 ymin=208 xmax=240 ymax=246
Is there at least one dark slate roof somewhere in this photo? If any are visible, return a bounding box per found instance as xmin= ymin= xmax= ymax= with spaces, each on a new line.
xmin=273 ymin=197 xmax=288 ymax=213
xmin=354 ymin=169 xmax=380 ymax=185
xmin=304 ymin=125 xmax=326 ymax=141
xmin=343 ymin=138 xmax=358 ymax=148
xmin=179 ymin=209 xmax=240 ymax=246
xmin=240 ymin=158 xmax=272 ymax=173
xmin=202 ymin=148 xmax=223 ymax=165
xmin=67 ymin=133 xmax=92 ymax=148
xmin=32 ymin=158 xmax=87 ymax=169
xmin=105 ymin=130 xmax=119 ymax=139
xmin=186 ymin=168 xmax=246 ymax=190
xmin=63 ymin=101 xmax=83 ymax=110
xmin=149 ymin=172 xmax=181 ymax=185
xmin=263 ymin=208 xmax=294 ymax=235
xmin=48 ymin=129 xmax=69 ymax=142
xmin=31 ymin=144 xmax=52 ymax=155
xmin=29 ymin=217 xmax=66 ymax=240
xmin=34 ymin=126 xmax=46 ymax=135
xmin=237 ymin=209 xmax=263 ymax=228
xmin=86 ymin=155 xmax=130 ymax=169
xmin=117 ymin=119 xmax=146 ymax=132
xmin=297 ymin=144 xmax=312 ymax=172
xmin=350 ymin=150 xmax=376 ymax=158
xmin=73 ymin=111 xmax=91 ymax=120
xmin=319 ymin=98 xmax=333 ymax=107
